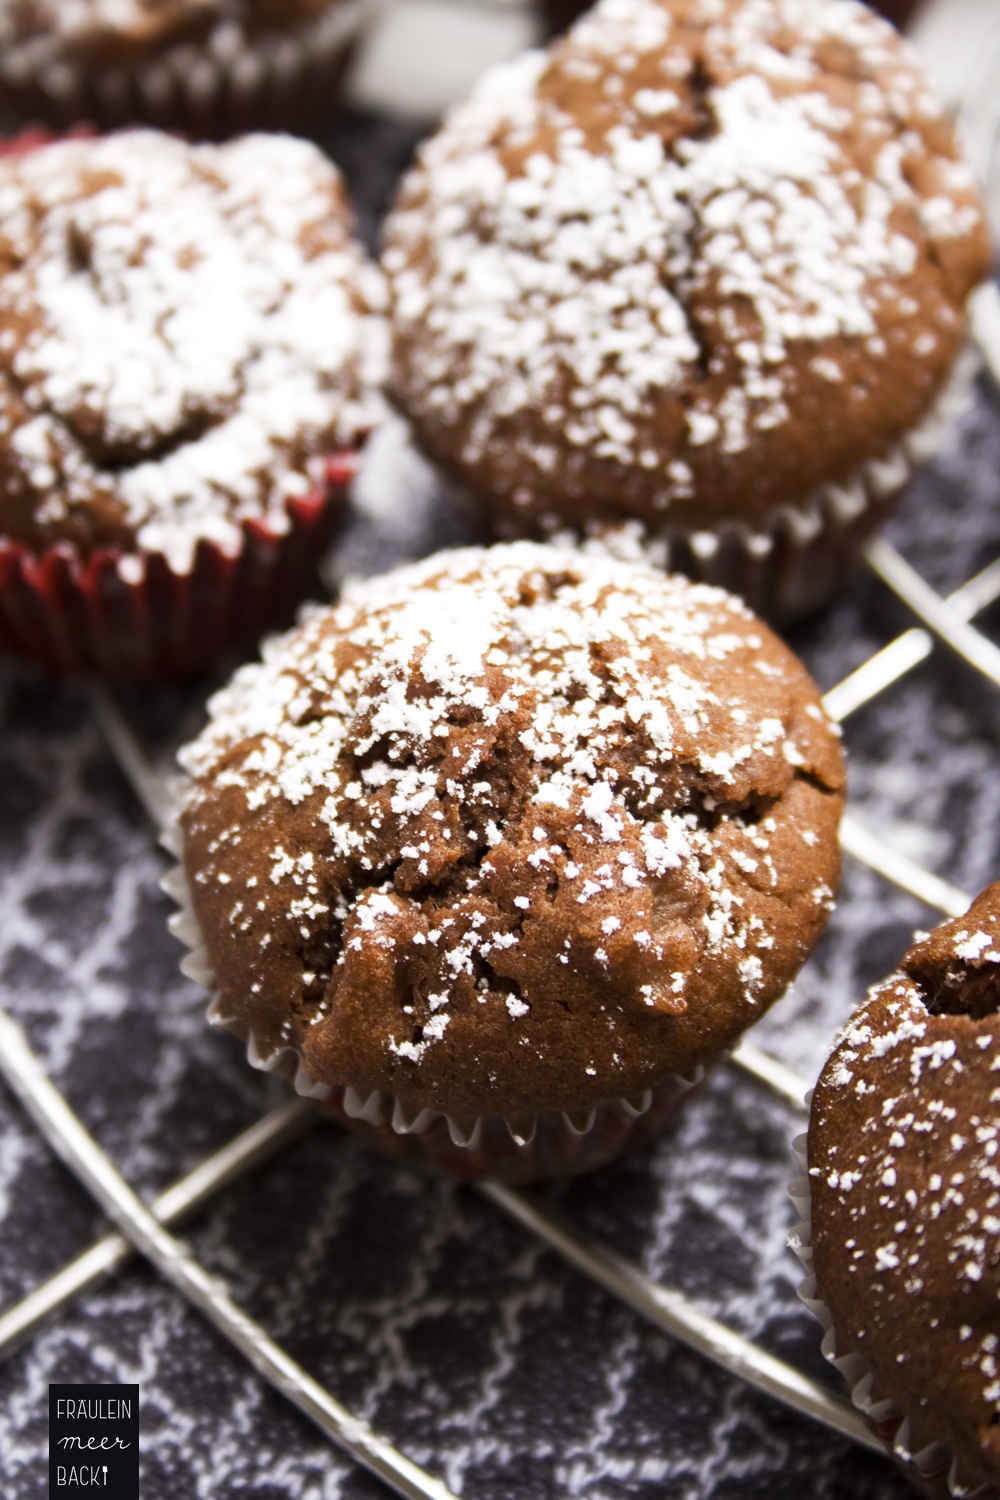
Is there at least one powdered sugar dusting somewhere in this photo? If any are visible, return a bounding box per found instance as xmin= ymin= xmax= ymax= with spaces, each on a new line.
xmin=810 ymin=884 xmax=1000 ymax=1448
xmin=0 ymin=130 xmax=385 ymax=570
xmin=817 ymin=983 xmax=1000 ymax=1300
xmin=384 ymin=0 xmax=984 ymax=529
xmin=180 ymin=541 xmax=843 ymax=1112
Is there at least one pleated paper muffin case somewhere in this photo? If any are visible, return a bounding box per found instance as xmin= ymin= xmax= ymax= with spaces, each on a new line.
xmin=160 ymin=825 xmax=711 ymax=1183
xmin=404 ymin=339 xmax=981 ymax=626
xmin=0 ymin=1 xmax=371 ymax=141
xmin=0 ymin=127 xmax=385 ymax=681
xmin=789 ymin=1139 xmax=1000 ymax=1500
xmin=0 ymin=455 xmax=358 ymax=683
xmin=600 ymin=344 xmax=981 ymax=625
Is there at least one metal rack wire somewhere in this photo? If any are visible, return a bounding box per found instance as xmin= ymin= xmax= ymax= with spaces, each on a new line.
xmin=2 ymin=35 xmax=1000 ymax=1500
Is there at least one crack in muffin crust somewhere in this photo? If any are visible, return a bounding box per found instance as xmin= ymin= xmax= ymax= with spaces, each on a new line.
xmin=382 ymin=0 xmax=990 ymax=538
xmin=180 ymin=542 xmax=844 ymax=1119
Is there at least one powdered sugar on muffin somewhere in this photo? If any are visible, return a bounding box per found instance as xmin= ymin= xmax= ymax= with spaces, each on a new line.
xmin=179 ymin=542 xmax=844 ymax=1119
xmin=808 ymin=884 xmax=1000 ymax=1495
xmin=383 ymin=0 xmax=989 ymax=537
xmin=0 ymin=1 xmax=351 ymax=59
xmin=0 ymin=130 xmax=385 ymax=571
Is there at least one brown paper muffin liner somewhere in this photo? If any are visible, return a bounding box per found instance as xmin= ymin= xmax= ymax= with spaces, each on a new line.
xmin=418 ymin=342 xmax=978 ymax=624
xmin=0 ymin=455 xmax=358 ymax=682
xmin=0 ymin=1 xmax=370 ymax=140
xmin=161 ymin=828 xmax=712 ymax=1184
xmin=789 ymin=1134 xmax=1000 ymax=1500
xmin=539 ymin=0 xmax=925 ymax=41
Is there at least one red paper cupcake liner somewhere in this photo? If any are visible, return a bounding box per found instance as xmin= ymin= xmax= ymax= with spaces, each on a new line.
xmin=0 ymin=128 xmax=370 ymax=681
xmin=0 ymin=454 xmax=358 ymax=682
xmin=0 ymin=125 xmax=94 ymax=157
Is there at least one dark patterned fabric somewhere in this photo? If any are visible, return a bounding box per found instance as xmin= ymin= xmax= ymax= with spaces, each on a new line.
xmin=1 ymin=109 xmax=1000 ymax=1500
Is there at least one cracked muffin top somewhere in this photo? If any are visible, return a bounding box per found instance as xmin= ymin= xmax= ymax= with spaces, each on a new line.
xmin=179 ymin=541 xmax=845 ymax=1120
xmin=0 ymin=130 xmax=384 ymax=572
xmin=808 ymin=883 xmax=1000 ymax=1496
xmin=382 ymin=0 xmax=990 ymax=539
xmin=0 ymin=1 xmax=347 ymax=65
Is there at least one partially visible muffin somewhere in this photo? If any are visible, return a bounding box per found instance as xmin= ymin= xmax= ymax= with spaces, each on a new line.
xmin=382 ymin=0 xmax=991 ymax=617
xmin=803 ymin=883 xmax=1000 ymax=1496
xmin=539 ymin=0 xmax=928 ymax=41
xmin=176 ymin=541 xmax=844 ymax=1176
xmin=0 ymin=129 xmax=384 ymax=678
xmin=0 ymin=1 xmax=368 ymax=138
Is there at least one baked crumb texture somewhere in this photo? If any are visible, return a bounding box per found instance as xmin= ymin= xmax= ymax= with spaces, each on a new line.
xmin=0 ymin=0 xmax=366 ymax=136
xmin=807 ymin=883 xmax=1000 ymax=1497
xmin=383 ymin=0 xmax=990 ymax=601
xmin=0 ymin=130 xmax=384 ymax=678
xmin=181 ymin=541 xmax=844 ymax=1132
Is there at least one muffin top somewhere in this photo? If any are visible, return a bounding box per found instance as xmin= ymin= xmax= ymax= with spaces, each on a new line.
xmin=383 ymin=0 xmax=990 ymax=537
xmin=0 ymin=130 xmax=384 ymax=570
xmin=180 ymin=541 xmax=844 ymax=1120
xmin=0 ymin=1 xmax=345 ymax=62
xmin=809 ymin=883 xmax=1000 ymax=1494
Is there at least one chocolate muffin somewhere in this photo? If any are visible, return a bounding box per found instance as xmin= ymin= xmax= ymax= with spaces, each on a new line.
xmin=801 ymin=883 xmax=1000 ymax=1496
xmin=0 ymin=0 xmax=367 ymax=138
xmin=382 ymin=0 xmax=991 ymax=619
xmin=0 ymin=129 xmax=384 ymax=679
xmin=539 ymin=0 xmax=928 ymax=42
xmin=175 ymin=541 xmax=845 ymax=1178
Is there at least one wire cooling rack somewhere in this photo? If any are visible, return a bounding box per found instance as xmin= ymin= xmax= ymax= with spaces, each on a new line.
xmin=3 ymin=37 xmax=1000 ymax=1500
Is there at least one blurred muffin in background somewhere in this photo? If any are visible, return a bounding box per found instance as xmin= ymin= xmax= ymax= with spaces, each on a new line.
xmin=541 ymin=0 xmax=927 ymax=40
xmin=0 ymin=0 xmax=370 ymax=139
xmin=0 ymin=128 xmax=385 ymax=680
xmin=383 ymin=0 xmax=990 ymax=619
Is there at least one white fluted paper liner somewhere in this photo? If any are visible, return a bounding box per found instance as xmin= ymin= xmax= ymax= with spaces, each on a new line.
xmin=582 ymin=342 xmax=981 ymax=622
xmin=789 ymin=1134 xmax=1000 ymax=1499
xmin=0 ymin=2 xmax=369 ymax=138
xmin=162 ymin=819 xmax=711 ymax=1182
xmin=419 ymin=339 xmax=978 ymax=623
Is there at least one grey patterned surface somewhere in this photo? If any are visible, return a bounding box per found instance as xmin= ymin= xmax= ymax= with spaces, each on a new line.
xmin=1 ymin=109 xmax=1000 ymax=1500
